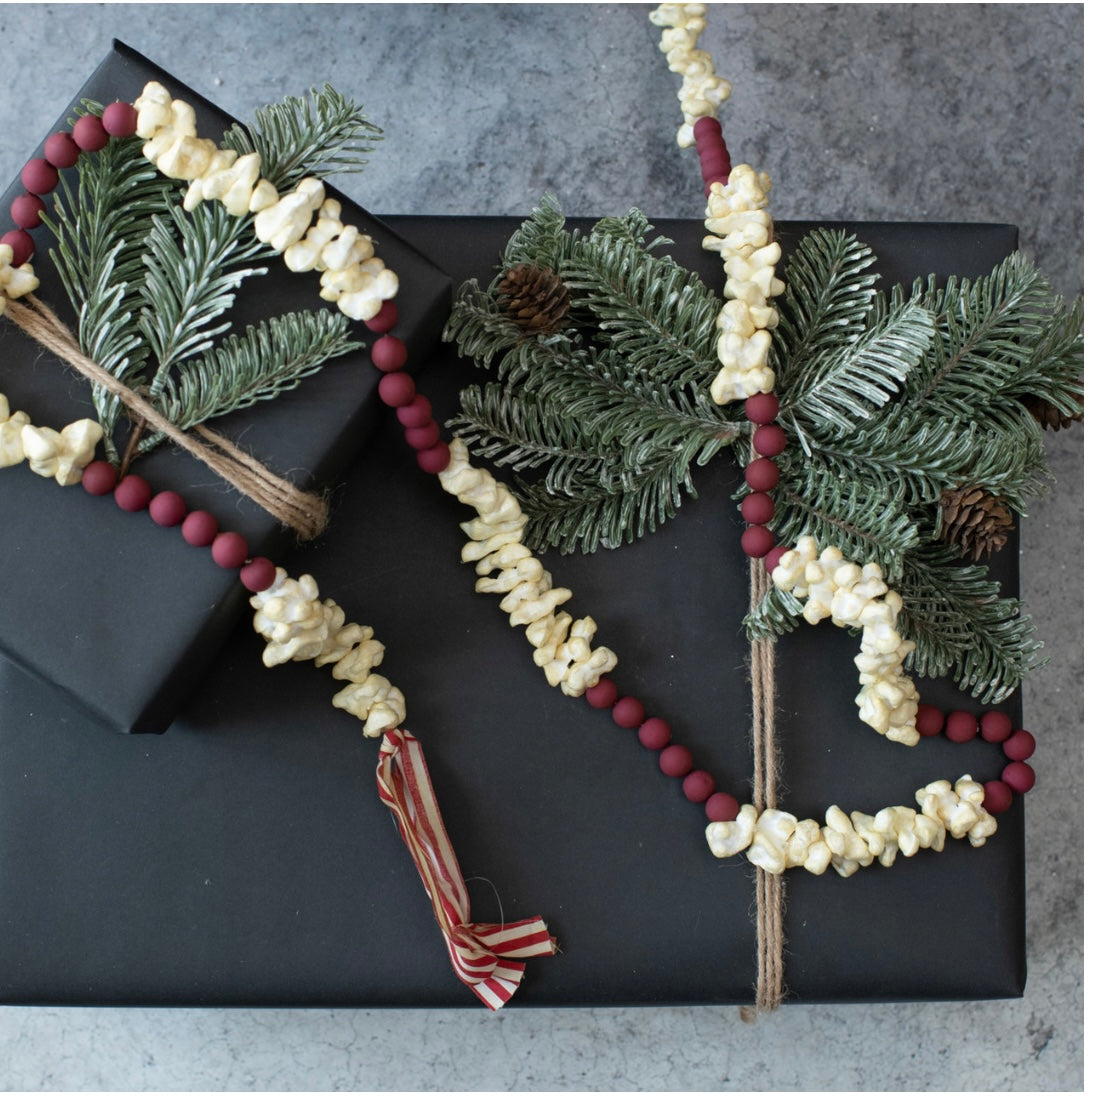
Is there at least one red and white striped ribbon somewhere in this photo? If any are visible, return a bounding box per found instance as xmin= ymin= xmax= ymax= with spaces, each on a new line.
xmin=376 ymin=728 xmax=557 ymax=1009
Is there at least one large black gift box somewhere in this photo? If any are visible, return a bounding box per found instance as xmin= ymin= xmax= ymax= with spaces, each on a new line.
xmin=0 ymin=43 xmax=451 ymax=733
xmin=0 ymin=202 xmax=1025 ymax=1000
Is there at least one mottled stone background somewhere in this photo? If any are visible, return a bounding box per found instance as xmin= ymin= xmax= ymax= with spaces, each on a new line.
xmin=0 ymin=4 xmax=1082 ymax=1090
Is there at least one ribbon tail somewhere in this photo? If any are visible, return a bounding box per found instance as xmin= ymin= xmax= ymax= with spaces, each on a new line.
xmin=376 ymin=728 xmax=557 ymax=1009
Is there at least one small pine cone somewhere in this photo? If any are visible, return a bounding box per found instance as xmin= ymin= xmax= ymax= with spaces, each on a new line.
xmin=497 ymin=263 xmax=570 ymax=333
xmin=1021 ymin=392 xmax=1084 ymax=431
xmin=939 ymin=485 xmax=1015 ymax=561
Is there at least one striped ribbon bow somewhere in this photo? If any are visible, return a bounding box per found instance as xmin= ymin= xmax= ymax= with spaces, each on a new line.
xmin=376 ymin=728 xmax=557 ymax=1010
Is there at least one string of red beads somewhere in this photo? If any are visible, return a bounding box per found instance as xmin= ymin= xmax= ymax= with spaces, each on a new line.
xmin=914 ymin=703 xmax=1036 ymax=814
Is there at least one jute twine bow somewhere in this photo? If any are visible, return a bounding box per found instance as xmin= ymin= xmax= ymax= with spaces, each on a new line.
xmin=6 ymin=294 xmax=329 ymax=540
xmin=742 ymin=555 xmax=786 ymax=1019
xmin=376 ymin=728 xmax=558 ymax=1010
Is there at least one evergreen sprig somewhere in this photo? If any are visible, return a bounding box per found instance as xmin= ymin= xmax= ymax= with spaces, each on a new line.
xmin=446 ymin=205 xmax=1082 ymax=703
xmin=146 ymin=310 xmax=364 ymax=446
xmin=445 ymin=199 xmax=742 ymax=553
xmin=223 ymin=84 xmax=381 ymax=190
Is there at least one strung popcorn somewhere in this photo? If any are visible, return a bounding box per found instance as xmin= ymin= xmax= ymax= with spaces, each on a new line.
xmin=254 ymin=177 xmax=326 ymax=253
xmin=0 ymin=242 xmax=39 ymax=313
xmin=250 ymin=567 xmax=405 ymax=737
xmin=649 ymin=3 xmax=732 ymax=147
xmin=703 ymin=166 xmax=784 ymax=403
xmin=705 ymin=775 xmax=996 ymax=876
xmin=771 ymin=536 xmax=920 ymax=745
xmin=19 ymin=418 xmax=103 ymax=486
xmin=438 ymin=439 xmax=617 ymax=696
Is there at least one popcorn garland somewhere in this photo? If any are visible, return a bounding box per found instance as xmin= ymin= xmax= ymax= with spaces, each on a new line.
xmin=771 ymin=536 xmax=921 ymax=746
xmin=0 ymin=65 xmax=1047 ymax=1006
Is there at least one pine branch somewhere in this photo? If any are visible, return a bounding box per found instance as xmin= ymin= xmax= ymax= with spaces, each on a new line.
xmin=743 ymin=583 xmax=808 ymax=642
xmin=146 ymin=310 xmax=364 ymax=442
xmin=42 ymin=130 xmax=178 ymax=458
xmin=780 ymin=298 xmax=935 ymax=433
xmin=560 ymin=210 xmax=729 ymax=389
xmin=771 ymin=228 xmax=879 ymax=385
xmin=222 ymin=85 xmax=382 ymax=191
xmin=498 ymin=195 xmax=577 ymax=273
xmin=139 ymin=202 xmax=271 ymax=401
xmin=898 ymin=544 xmax=1046 ymax=703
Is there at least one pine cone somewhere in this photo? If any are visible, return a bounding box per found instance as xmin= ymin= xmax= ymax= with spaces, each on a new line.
xmin=497 ymin=263 xmax=570 ymax=334
xmin=938 ymin=485 xmax=1015 ymax=561
xmin=1021 ymin=392 xmax=1084 ymax=431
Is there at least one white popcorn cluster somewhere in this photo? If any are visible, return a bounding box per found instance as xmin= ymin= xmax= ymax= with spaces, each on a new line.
xmin=771 ymin=536 xmax=920 ymax=745
xmin=135 ymin=82 xmax=397 ymax=323
xmin=438 ymin=438 xmax=617 ymax=697
xmin=0 ymin=391 xmax=102 ymax=486
xmin=702 ymin=166 xmax=784 ymax=404
xmin=705 ymin=774 xmax=998 ymax=876
xmin=649 ymin=3 xmax=732 ymax=148
xmin=0 ymin=242 xmax=39 ymax=315
xmin=250 ymin=567 xmax=405 ymax=737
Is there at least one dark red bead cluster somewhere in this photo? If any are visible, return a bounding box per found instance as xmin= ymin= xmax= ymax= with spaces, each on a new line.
xmin=692 ymin=115 xmax=731 ymax=196
xmin=81 ymin=458 xmax=277 ymax=593
xmin=741 ymin=391 xmax=791 ymax=569
xmin=585 ymin=676 xmax=741 ymax=822
xmin=2 ymin=102 xmax=138 ymax=269
xmin=914 ymin=703 xmax=1036 ymax=814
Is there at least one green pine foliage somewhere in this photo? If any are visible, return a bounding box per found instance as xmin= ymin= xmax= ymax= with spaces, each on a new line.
xmin=44 ymin=91 xmax=374 ymax=463
xmin=445 ymin=199 xmax=744 ymax=552
xmin=446 ymin=204 xmax=1083 ymax=703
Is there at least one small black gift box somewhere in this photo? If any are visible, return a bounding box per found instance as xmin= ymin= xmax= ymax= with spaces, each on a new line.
xmin=0 ymin=43 xmax=451 ymax=734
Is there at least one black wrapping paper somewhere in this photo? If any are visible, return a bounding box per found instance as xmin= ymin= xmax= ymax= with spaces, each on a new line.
xmin=0 ymin=213 xmax=1025 ymax=1006
xmin=0 ymin=44 xmax=451 ymax=733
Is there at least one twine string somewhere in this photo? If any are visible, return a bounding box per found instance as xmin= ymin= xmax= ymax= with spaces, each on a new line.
xmin=743 ymin=554 xmax=785 ymax=1018
xmin=6 ymin=295 xmax=328 ymax=540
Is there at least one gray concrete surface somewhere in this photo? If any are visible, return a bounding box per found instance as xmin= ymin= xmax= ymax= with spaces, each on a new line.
xmin=0 ymin=3 xmax=1082 ymax=1091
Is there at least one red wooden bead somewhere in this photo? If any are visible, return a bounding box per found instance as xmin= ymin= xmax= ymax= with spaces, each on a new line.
xmin=396 ymin=394 xmax=433 ymax=428
xmin=44 ymin=131 xmax=80 ymax=169
xmin=692 ymin=115 xmax=722 ymax=140
xmin=365 ymin=299 xmax=399 ymax=333
xmin=1 ymin=228 xmax=34 ymax=266
xmin=114 ymin=474 xmax=152 ymax=512
xmin=637 ymin=717 xmax=672 ymax=750
xmin=981 ymin=780 xmax=1014 ymax=815
xmin=765 ymin=545 xmax=789 ymax=574
xmin=740 ymin=491 xmax=774 ymax=525
xmin=659 ymin=744 xmax=693 ymax=778
xmin=915 ymin=703 xmax=945 ymax=737
xmin=371 ymin=334 xmax=408 ymax=372
xmin=744 ymin=457 xmax=779 ymax=492
xmin=682 ymin=769 xmax=716 ymax=803
xmin=416 ymin=441 xmax=451 ymax=474
xmin=1002 ymin=729 xmax=1036 ymax=761
xmin=978 ymin=710 xmax=1013 ymax=743
xmin=741 ymin=524 xmax=775 ymax=558
xmin=101 ymin=101 xmax=138 ymax=137
xmin=21 ymin=158 xmax=59 ymax=195
xmin=1001 ymin=761 xmax=1035 ymax=794
xmin=705 ymin=791 xmax=740 ymax=822
xmin=211 ymin=531 xmax=249 ymax=569
xmin=239 ymin=556 xmax=277 ymax=593
xmin=377 ymin=371 xmax=416 ymax=407
xmin=584 ymin=677 xmax=618 ymax=709
xmin=944 ymin=710 xmax=979 ymax=743
xmin=612 ymin=696 xmax=645 ymax=729
xmin=11 ymin=193 xmax=46 ymax=229
xmin=181 ymin=509 xmax=219 ymax=547
xmin=72 ymin=114 xmax=109 ymax=152
xmin=81 ymin=460 xmax=118 ymax=496
xmin=753 ymin=424 xmax=787 ymax=456
xmin=699 ymin=153 xmax=731 ymax=175
xmin=745 ymin=392 xmax=780 ymax=425
xmin=148 ymin=490 xmax=188 ymax=527
xmin=404 ymin=420 xmax=442 ymax=451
